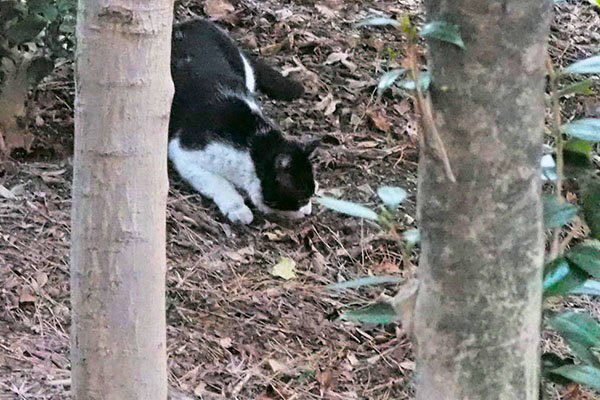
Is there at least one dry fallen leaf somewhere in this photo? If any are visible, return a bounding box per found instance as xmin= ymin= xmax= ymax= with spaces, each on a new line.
xmin=316 ymin=369 xmax=334 ymax=392
xmin=271 ymin=257 xmax=297 ymax=280
xmin=374 ymin=260 xmax=400 ymax=274
xmin=204 ymin=0 xmax=235 ymax=23
xmin=367 ymin=110 xmax=391 ymax=133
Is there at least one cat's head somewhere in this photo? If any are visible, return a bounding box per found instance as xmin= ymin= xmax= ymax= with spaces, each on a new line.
xmin=253 ymin=138 xmax=319 ymax=218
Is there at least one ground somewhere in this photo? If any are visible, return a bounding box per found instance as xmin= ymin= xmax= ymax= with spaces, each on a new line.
xmin=0 ymin=0 xmax=599 ymax=399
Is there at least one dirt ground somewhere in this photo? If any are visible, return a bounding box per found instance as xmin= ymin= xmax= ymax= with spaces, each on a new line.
xmin=1 ymin=0 xmax=599 ymax=399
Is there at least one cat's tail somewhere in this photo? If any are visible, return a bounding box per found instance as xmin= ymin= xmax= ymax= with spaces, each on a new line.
xmin=248 ymin=55 xmax=304 ymax=101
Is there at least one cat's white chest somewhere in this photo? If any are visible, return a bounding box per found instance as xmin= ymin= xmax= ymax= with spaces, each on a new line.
xmin=168 ymin=138 xmax=263 ymax=206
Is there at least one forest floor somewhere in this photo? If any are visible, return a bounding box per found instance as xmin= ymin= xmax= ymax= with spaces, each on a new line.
xmin=1 ymin=0 xmax=599 ymax=399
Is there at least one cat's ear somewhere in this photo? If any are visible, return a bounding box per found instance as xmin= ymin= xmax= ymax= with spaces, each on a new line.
xmin=275 ymin=153 xmax=292 ymax=170
xmin=303 ymin=138 xmax=321 ymax=156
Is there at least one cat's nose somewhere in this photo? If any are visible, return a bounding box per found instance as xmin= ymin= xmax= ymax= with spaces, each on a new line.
xmin=299 ymin=201 xmax=312 ymax=216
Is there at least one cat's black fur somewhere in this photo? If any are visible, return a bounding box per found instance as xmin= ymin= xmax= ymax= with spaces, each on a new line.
xmin=168 ymin=19 xmax=316 ymax=224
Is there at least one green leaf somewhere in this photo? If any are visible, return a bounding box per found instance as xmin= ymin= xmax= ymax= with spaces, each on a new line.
xmin=566 ymin=241 xmax=600 ymax=279
xmin=403 ymin=228 xmax=420 ymax=245
xmin=377 ymin=68 xmax=405 ymax=98
xmin=589 ymin=0 xmax=600 ymax=7
xmin=6 ymin=15 xmax=47 ymax=44
xmin=377 ymin=186 xmax=407 ymax=208
xmin=558 ymin=79 xmax=593 ymax=98
xmin=549 ymin=312 xmax=600 ymax=367
xmin=564 ymin=55 xmax=600 ymax=74
xmin=564 ymin=138 xmax=593 ymax=172
xmin=542 ymin=353 xmax=574 ymax=386
xmin=339 ymin=302 xmax=400 ymax=325
xmin=570 ymin=279 xmax=600 ymax=296
xmin=543 ymin=258 xmax=588 ymax=297
xmin=397 ymin=71 xmax=431 ymax=91
xmin=419 ymin=21 xmax=465 ymax=49
xmin=316 ymin=197 xmax=378 ymax=220
xmin=543 ymin=195 xmax=578 ymax=229
xmin=561 ymin=119 xmax=600 ymax=142
xmin=326 ymin=276 xmax=402 ymax=290
xmin=550 ymin=365 xmax=600 ymax=391
xmin=27 ymin=56 xmax=54 ymax=84
xmin=356 ymin=17 xmax=401 ymax=28
xmin=582 ymin=179 xmax=600 ymax=239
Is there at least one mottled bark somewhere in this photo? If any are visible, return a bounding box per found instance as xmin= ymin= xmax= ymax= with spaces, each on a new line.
xmin=71 ymin=1 xmax=174 ymax=399
xmin=414 ymin=1 xmax=551 ymax=399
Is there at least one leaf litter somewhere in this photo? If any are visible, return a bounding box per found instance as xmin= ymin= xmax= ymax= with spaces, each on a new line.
xmin=1 ymin=0 xmax=600 ymax=399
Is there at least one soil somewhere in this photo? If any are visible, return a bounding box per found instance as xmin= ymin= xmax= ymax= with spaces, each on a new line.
xmin=1 ymin=0 xmax=599 ymax=399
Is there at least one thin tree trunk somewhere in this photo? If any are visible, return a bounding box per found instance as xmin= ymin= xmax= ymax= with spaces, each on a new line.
xmin=414 ymin=1 xmax=551 ymax=399
xmin=71 ymin=1 xmax=174 ymax=399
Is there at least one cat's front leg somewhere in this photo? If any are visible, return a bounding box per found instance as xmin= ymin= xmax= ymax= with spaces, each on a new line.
xmin=191 ymin=171 xmax=254 ymax=224
xmin=169 ymin=141 xmax=254 ymax=224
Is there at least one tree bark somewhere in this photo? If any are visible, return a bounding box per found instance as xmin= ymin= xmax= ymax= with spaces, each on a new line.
xmin=414 ymin=1 xmax=551 ymax=399
xmin=71 ymin=1 xmax=174 ymax=399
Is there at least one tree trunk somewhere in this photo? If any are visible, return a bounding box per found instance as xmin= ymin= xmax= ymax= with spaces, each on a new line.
xmin=414 ymin=1 xmax=551 ymax=399
xmin=71 ymin=1 xmax=174 ymax=399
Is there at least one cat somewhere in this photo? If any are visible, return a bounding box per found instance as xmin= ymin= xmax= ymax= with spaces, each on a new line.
xmin=169 ymin=19 xmax=318 ymax=225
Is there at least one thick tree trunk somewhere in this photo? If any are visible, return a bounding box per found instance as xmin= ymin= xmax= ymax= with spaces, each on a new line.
xmin=414 ymin=1 xmax=551 ymax=399
xmin=71 ymin=1 xmax=174 ymax=399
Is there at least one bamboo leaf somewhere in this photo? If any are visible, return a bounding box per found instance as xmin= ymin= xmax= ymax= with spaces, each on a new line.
xmin=377 ymin=186 xmax=407 ymax=208
xmin=377 ymin=68 xmax=405 ymax=98
xmin=543 ymin=258 xmax=588 ymax=297
xmin=419 ymin=21 xmax=465 ymax=49
xmin=550 ymin=365 xmax=600 ymax=390
xmin=558 ymin=79 xmax=593 ymax=97
xmin=397 ymin=71 xmax=431 ymax=91
xmin=403 ymin=228 xmax=420 ymax=244
xmin=326 ymin=276 xmax=402 ymax=290
xmin=339 ymin=302 xmax=400 ymax=324
xmin=566 ymin=240 xmax=600 ymax=279
xmin=564 ymin=55 xmax=600 ymax=74
xmin=543 ymin=195 xmax=578 ymax=228
xmin=356 ymin=17 xmax=401 ymax=28
xmin=570 ymin=279 xmax=600 ymax=296
xmin=582 ymin=180 xmax=600 ymax=239
xmin=549 ymin=312 xmax=600 ymax=367
xmin=561 ymin=119 xmax=600 ymax=142
xmin=316 ymin=197 xmax=379 ymax=220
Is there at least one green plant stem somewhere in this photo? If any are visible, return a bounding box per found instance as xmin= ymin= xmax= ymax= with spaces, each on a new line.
xmin=547 ymin=57 xmax=564 ymax=260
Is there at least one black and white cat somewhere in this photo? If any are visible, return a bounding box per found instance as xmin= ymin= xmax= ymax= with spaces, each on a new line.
xmin=169 ymin=19 xmax=317 ymax=225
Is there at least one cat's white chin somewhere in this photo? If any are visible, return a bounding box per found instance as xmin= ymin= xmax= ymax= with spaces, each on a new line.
xmin=274 ymin=201 xmax=312 ymax=219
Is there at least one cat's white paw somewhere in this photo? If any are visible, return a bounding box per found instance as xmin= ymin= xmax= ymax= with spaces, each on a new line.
xmin=226 ymin=205 xmax=254 ymax=224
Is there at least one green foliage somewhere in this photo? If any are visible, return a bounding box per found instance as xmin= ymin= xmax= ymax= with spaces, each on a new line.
xmin=355 ymin=17 xmax=401 ymax=28
xmin=570 ymin=279 xmax=600 ymax=296
xmin=326 ymin=276 xmax=403 ymax=290
xmin=377 ymin=186 xmax=407 ymax=209
xmin=564 ymin=55 xmax=600 ymax=75
xmin=543 ymin=258 xmax=588 ymax=297
xmin=549 ymin=312 xmax=600 ymax=368
xmin=339 ymin=302 xmax=400 ymax=325
xmin=566 ymin=241 xmax=600 ymax=279
xmin=419 ymin=21 xmax=465 ymax=49
xmin=550 ymin=365 xmax=600 ymax=391
xmin=558 ymin=79 xmax=593 ymax=97
xmin=582 ymin=180 xmax=600 ymax=239
xmin=396 ymin=71 xmax=431 ymax=92
xmin=316 ymin=196 xmax=379 ymax=220
xmin=377 ymin=68 xmax=404 ymax=98
xmin=561 ymin=118 xmax=600 ymax=142
xmin=542 ymin=195 xmax=578 ymax=228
